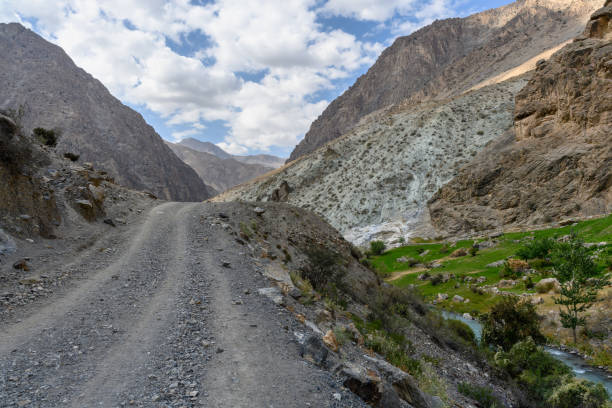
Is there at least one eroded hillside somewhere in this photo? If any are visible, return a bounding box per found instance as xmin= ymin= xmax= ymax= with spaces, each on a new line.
xmin=215 ymin=77 xmax=529 ymax=245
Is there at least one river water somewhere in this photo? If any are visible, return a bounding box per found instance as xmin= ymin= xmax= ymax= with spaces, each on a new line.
xmin=441 ymin=311 xmax=612 ymax=395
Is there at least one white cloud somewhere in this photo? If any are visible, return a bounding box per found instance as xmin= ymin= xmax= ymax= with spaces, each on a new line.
xmin=321 ymin=0 xmax=417 ymax=21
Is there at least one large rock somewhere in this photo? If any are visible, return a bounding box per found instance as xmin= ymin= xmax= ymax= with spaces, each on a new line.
xmin=536 ymin=278 xmax=561 ymax=294
xmin=0 ymin=23 xmax=211 ymax=202
xmin=300 ymin=334 xmax=330 ymax=367
xmin=363 ymin=355 xmax=439 ymax=408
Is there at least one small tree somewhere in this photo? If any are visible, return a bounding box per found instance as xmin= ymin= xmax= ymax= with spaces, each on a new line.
xmin=482 ymin=296 xmax=544 ymax=351
xmin=551 ymin=237 xmax=608 ymax=344
xmin=370 ymin=240 xmax=386 ymax=256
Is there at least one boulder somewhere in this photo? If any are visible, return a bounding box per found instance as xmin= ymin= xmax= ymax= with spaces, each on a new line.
xmin=300 ymin=334 xmax=329 ymax=367
xmin=450 ymin=248 xmax=467 ymax=257
xmin=363 ymin=355 xmax=436 ymax=408
xmin=322 ymin=329 xmax=339 ymax=352
xmin=476 ymin=240 xmax=496 ymax=250
xmin=88 ymin=183 xmax=105 ymax=203
xmin=253 ymin=206 xmax=266 ymax=216
xmin=486 ymin=260 xmax=505 ymax=268
xmin=497 ymin=279 xmax=516 ymax=288
xmin=437 ymin=293 xmax=448 ymax=301
xmin=452 ymin=295 xmax=464 ymax=303
xmin=341 ymin=365 xmax=403 ymax=408
xmin=507 ymin=259 xmax=529 ymax=272
xmin=269 ymin=180 xmax=292 ymax=202
xmin=536 ymin=278 xmax=561 ymax=294
xmin=257 ymin=287 xmax=285 ymax=305
xmin=12 ymin=259 xmax=29 ymax=270
xmin=477 ymin=276 xmax=487 ymax=283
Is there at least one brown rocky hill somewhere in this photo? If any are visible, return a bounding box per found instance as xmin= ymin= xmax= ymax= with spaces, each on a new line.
xmin=428 ymin=1 xmax=612 ymax=234
xmin=289 ymin=0 xmax=601 ymax=162
xmin=166 ymin=142 xmax=275 ymax=194
xmin=0 ymin=23 xmax=212 ymax=202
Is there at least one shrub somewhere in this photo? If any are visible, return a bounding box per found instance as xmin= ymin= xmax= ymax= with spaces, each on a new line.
xmin=33 ymin=127 xmax=58 ymax=147
xmin=63 ymin=152 xmax=79 ymax=162
xmin=529 ymin=258 xmax=553 ymax=270
xmin=430 ymin=274 xmax=444 ymax=286
xmin=365 ymin=330 xmax=421 ymax=376
xmin=439 ymin=244 xmax=450 ymax=254
xmin=469 ymin=246 xmax=478 ymax=257
xmin=494 ymin=338 xmax=572 ymax=403
xmin=301 ymin=245 xmax=345 ymax=294
xmin=525 ymin=276 xmax=534 ymax=290
xmin=370 ymin=240 xmax=386 ymax=255
xmin=516 ymin=237 xmax=556 ymax=260
xmin=446 ymin=319 xmax=475 ymax=344
xmin=457 ymin=382 xmax=502 ymax=408
xmin=547 ymin=379 xmax=609 ymax=408
xmin=482 ymin=296 xmax=544 ymax=351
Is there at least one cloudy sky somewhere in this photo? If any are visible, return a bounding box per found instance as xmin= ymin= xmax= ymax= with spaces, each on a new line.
xmin=1 ymin=0 xmax=511 ymax=157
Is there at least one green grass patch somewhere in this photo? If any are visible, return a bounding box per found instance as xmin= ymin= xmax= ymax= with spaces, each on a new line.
xmin=370 ymin=214 xmax=612 ymax=314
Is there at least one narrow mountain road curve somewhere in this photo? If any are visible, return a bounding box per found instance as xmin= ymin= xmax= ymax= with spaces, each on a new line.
xmin=0 ymin=202 xmax=365 ymax=407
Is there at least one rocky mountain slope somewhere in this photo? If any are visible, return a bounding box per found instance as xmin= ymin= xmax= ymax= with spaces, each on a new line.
xmin=179 ymin=137 xmax=285 ymax=168
xmin=289 ymin=0 xmax=601 ymax=161
xmin=0 ymin=23 xmax=211 ymax=202
xmin=428 ymin=1 xmax=612 ymax=234
xmin=215 ymin=76 xmax=529 ymax=245
xmin=166 ymin=142 xmax=276 ymax=194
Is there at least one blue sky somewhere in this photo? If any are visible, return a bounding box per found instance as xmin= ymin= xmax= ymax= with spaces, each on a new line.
xmin=2 ymin=0 xmax=513 ymax=158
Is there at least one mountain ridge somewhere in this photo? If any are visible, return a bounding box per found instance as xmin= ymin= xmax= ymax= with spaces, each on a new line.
xmin=288 ymin=0 xmax=601 ymax=162
xmin=178 ymin=137 xmax=286 ymax=168
xmin=166 ymin=141 xmax=277 ymax=194
xmin=0 ymin=23 xmax=211 ymax=202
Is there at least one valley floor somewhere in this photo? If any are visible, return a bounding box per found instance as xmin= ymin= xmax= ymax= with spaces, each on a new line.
xmin=0 ymin=202 xmax=365 ymax=407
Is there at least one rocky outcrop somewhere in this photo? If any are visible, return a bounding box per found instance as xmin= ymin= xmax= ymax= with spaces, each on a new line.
xmin=288 ymin=0 xmax=601 ymax=161
xmin=428 ymin=2 xmax=612 ymax=234
xmin=166 ymin=142 xmax=275 ymax=194
xmin=0 ymin=114 xmax=60 ymax=238
xmin=0 ymin=23 xmax=211 ymax=202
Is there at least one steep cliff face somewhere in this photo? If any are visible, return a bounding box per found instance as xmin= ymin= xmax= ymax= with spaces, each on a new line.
xmin=288 ymin=0 xmax=601 ymax=162
xmin=214 ymin=77 xmax=528 ymax=245
xmin=428 ymin=2 xmax=612 ymax=234
xmin=0 ymin=23 xmax=211 ymax=202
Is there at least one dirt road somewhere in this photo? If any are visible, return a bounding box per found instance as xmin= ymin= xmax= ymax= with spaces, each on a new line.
xmin=0 ymin=202 xmax=364 ymax=407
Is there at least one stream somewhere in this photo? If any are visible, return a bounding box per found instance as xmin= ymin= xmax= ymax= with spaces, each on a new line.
xmin=441 ymin=311 xmax=612 ymax=395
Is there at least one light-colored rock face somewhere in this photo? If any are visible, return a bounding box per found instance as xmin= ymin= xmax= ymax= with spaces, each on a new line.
xmin=0 ymin=23 xmax=211 ymax=202
xmin=288 ymin=0 xmax=601 ymax=162
xmin=215 ymin=77 xmax=529 ymax=245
